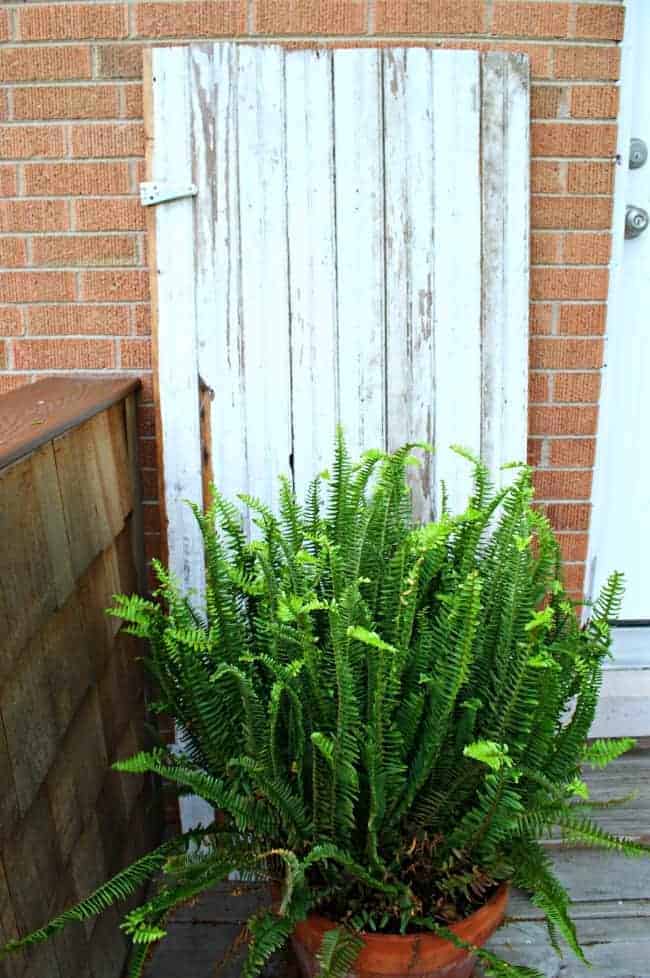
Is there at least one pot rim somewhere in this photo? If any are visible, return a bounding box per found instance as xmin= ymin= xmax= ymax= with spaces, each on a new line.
xmin=292 ymin=882 xmax=510 ymax=973
xmin=302 ymin=882 xmax=509 ymax=943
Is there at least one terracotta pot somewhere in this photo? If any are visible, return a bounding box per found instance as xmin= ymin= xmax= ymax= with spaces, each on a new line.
xmin=291 ymin=884 xmax=509 ymax=978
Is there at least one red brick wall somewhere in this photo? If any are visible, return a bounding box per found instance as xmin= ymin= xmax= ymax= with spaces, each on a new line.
xmin=0 ymin=1 xmax=625 ymax=600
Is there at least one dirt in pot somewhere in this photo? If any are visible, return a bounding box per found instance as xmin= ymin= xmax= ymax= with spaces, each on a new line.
xmin=309 ymin=834 xmax=502 ymax=934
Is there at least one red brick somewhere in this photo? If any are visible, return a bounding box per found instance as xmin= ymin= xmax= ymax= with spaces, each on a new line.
xmin=0 ymin=10 xmax=9 ymax=42
xmin=133 ymin=304 xmax=151 ymax=335
xmin=567 ymin=161 xmax=615 ymax=194
xmin=0 ymin=341 xmax=6 ymax=370
xmin=531 ymin=86 xmax=565 ymax=119
xmin=531 ymin=160 xmax=564 ymax=194
xmin=0 ymin=271 xmax=75 ymax=303
xmin=544 ymin=502 xmax=591 ymax=530
xmin=530 ymin=303 xmax=554 ymax=335
xmin=529 ymin=372 xmax=549 ymax=402
xmin=549 ymin=438 xmax=596 ymax=467
xmin=558 ymin=304 xmax=606 ymax=335
xmin=19 ymin=4 xmax=127 ymax=41
xmin=27 ymin=304 xmax=131 ymax=336
xmin=374 ymin=0 xmax=482 ymax=33
xmin=96 ymin=45 xmax=144 ymax=80
xmin=0 ymin=238 xmax=28 ymax=268
xmin=32 ymin=235 xmax=137 ymax=268
xmin=557 ymin=533 xmax=589 ymax=562
xmin=142 ymin=503 xmax=161 ymax=534
xmin=530 ymin=338 xmax=604 ymax=369
xmin=14 ymin=86 xmax=121 ymax=121
xmin=0 ymin=199 xmax=68 ymax=233
xmin=531 ymin=232 xmax=561 ymax=264
xmin=74 ymin=198 xmax=144 ymax=231
xmin=71 ymin=123 xmax=144 ymax=158
xmin=0 ymin=374 xmax=31 ymax=395
xmin=553 ymin=46 xmax=620 ymax=81
xmin=492 ymin=3 xmax=570 ymax=38
xmin=553 ymin=372 xmax=601 ymax=404
xmin=0 ymin=126 xmax=66 ymax=160
xmin=80 ymin=270 xmax=149 ymax=301
xmin=120 ymin=338 xmax=151 ymax=369
xmin=140 ymin=468 xmax=159 ymax=502
xmin=0 ymin=46 xmax=92 ymax=82
xmin=483 ymin=41 xmax=553 ymax=79
xmin=137 ymin=404 xmax=156 ymax=438
xmin=13 ymin=338 xmax=115 ymax=370
xmin=137 ymin=373 xmax=154 ymax=401
xmin=574 ymin=4 xmax=625 ymax=41
xmin=563 ymin=232 xmax=611 ymax=265
xmin=530 ymin=268 xmax=608 ymax=301
xmin=570 ymin=85 xmax=619 ymax=120
xmin=135 ymin=2 xmax=246 ymax=37
xmin=0 ymin=165 xmax=17 ymax=197
xmin=0 ymin=306 xmax=24 ymax=336
xmin=533 ymin=470 xmax=592 ymax=500
xmin=529 ymin=406 xmax=598 ymax=436
xmin=124 ymin=85 xmax=144 ymax=120
xmin=531 ymin=196 xmax=613 ymax=230
xmin=23 ymin=162 xmax=130 ymax=197
xmin=532 ymin=122 xmax=617 ymax=158
xmin=138 ymin=438 xmax=158 ymax=469
xmin=527 ymin=438 xmax=542 ymax=466
xmin=257 ymin=0 xmax=366 ymax=33
xmin=563 ymin=564 xmax=586 ymax=592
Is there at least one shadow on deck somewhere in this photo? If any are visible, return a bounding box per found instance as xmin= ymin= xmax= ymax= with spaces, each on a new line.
xmin=143 ymin=751 xmax=650 ymax=978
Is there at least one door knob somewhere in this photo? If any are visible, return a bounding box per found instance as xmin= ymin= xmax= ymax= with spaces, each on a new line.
xmin=630 ymin=138 xmax=648 ymax=169
xmin=625 ymin=205 xmax=649 ymax=238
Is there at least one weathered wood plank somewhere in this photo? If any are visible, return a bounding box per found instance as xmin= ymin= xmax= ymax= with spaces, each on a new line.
xmin=53 ymin=416 xmax=124 ymax=581
xmin=148 ymin=46 xmax=205 ymax=600
xmin=431 ymin=49 xmax=483 ymax=514
xmin=0 ymin=445 xmax=74 ymax=681
xmin=0 ymin=377 xmax=139 ymax=473
xmin=383 ymin=47 xmax=436 ymax=520
xmin=333 ymin=48 xmax=386 ymax=460
xmin=286 ymin=48 xmax=339 ymax=499
xmin=480 ymin=52 xmax=530 ymax=482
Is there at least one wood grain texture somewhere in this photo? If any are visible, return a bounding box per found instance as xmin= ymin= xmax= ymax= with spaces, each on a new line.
xmin=0 ymin=387 xmax=159 ymax=978
xmin=0 ymin=377 xmax=139 ymax=473
xmin=481 ymin=52 xmax=531 ymax=487
xmin=152 ymin=44 xmax=530 ymax=531
xmin=149 ymin=46 xmax=205 ymax=600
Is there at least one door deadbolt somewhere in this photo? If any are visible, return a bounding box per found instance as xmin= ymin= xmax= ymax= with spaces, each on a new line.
xmin=630 ymin=138 xmax=648 ymax=169
xmin=625 ymin=205 xmax=649 ymax=238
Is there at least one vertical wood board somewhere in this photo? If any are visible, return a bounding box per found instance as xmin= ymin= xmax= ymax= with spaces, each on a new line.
xmin=148 ymin=47 xmax=205 ymax=601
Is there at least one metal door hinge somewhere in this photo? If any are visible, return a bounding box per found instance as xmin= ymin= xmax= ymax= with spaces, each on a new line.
xmin=139 ymin=182 xmax=198 ymax=207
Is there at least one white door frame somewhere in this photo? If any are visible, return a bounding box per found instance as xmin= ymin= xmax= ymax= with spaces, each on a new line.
xmin=587 ymin=0 xmax=650 ymax=736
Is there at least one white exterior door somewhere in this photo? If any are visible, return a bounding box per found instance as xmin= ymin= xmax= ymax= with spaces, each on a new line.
xmin=588 ymin=0 xmax=650 ymax=735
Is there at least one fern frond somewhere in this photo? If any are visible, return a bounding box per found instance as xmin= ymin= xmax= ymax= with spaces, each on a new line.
xmin=317 ymin=927 xmax=364 ymax=978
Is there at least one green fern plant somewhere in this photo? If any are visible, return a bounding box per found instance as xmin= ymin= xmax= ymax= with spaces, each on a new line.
xmin=2 ymin=433 xmax=645 ymax=978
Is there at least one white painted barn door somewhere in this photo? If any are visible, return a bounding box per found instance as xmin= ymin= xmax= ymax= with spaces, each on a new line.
xmin=146 ymin=43 xmax=529 ymax=826
xmin=147 ymin=43 xmax=529 ymax=598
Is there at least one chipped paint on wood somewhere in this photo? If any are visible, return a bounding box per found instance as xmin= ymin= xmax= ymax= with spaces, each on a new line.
xmin=150 ymin=41 xmax=530 ymax=549
xmin=148 ymin=47 xmax=205 ymax=602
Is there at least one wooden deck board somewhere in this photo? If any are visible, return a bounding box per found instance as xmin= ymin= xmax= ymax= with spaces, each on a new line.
xmin=143 ymin=752 xmax=650 ymax=978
